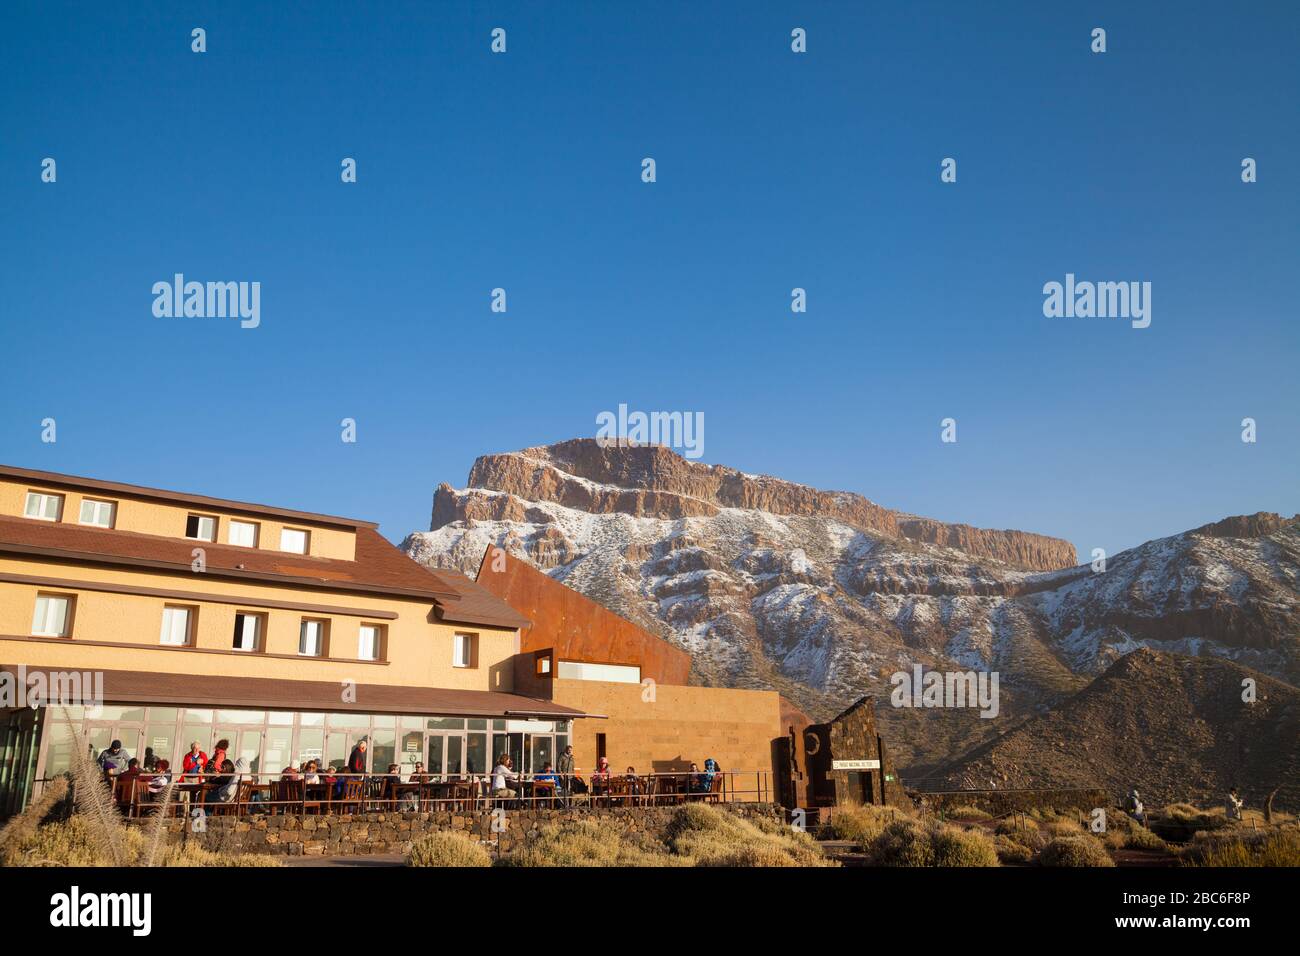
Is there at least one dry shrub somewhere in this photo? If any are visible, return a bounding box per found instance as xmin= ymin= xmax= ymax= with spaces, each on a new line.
xmin=0 ymin=777 xmax=69 ymax=865
xmin=1045 ymin=819 xmax=1085 ymax=838
xmin=500 ymin=817 xmax=679 ymax=868
xmin=866 ymin=818 xmax=998 ymax=867
xmin=932 ymin=825 xmax=999 ymax=866
xmin=666 ymin=804 xmax=832 ymax=867
xmin=1102 ymin=813 xmax=1167 ymax=851
xmin=994 ymin=834 xmax=1035 ymax=865
xmin=830 ymin=802 xmax=904 ymax=845
xmin=1179 ymin=827 xmax=1300 ymax=868
xmin=994 ymin=815 xmax=1039 ymax=836
xmin=406 ymin=831 xmax=493 ymax=868
xmin=1158 ymin=803 xmax=1228 ymax=831
xmin=1037 ymin=834 xmax=1115 ymax=867
xmin=5 ymin=817 xmax=278 ymax=867
xmin=944 ymin=804 xmax=992 ymax=820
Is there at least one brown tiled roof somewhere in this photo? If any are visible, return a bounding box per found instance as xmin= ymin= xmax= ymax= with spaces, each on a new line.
xmin=0 ymin=666 xmax=590 ymax=719
xmin=0 ymin=517 xmax=530 ymax=630
xmin=424 ymin=567 xmax=532 ymax=631
xmin=0 ymin=464 xmax=376 ymax=529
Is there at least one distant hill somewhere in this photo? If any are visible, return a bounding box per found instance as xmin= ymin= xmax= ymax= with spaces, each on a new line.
xmin=933 ymin=649 xmax=1300 ymax=811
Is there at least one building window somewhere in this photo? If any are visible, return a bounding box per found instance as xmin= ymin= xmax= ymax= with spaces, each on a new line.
xmin=535 ymin=652 xmax=553 ymax=677
xmin=78 ymin=498 xmax=116 ymax=528
xmin=280 ymin=528 xmax=310 ymax=554
xmin=232 ymin=612 xmax=263 ymax=652
xmin=23 ymin=491 xmax=63 ymax=521
xmin=555 ymin=660 xmax=641 ymax=684
xmin=228 ymin=520 xmax=259 ymax=548
xmin=31 ymin=594 xmax=73 ymax=637
xmin=185 ymin=514 xmax=217 ymax=542
xmin=299 ymin=619 xmax=327 ymax=657
xmin=452 ymin=632 xmax=476 ymax=669
xmin=160 ymin=605 xmax=194 ymax=646
xmin=358 ymin=624 xmax=383 ymax=662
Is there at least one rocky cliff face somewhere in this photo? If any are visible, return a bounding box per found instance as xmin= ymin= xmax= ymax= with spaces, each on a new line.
xmin=404 ymin=440 xmax=1300 ymax=777
xmin=449 ymin=439 xmax=1078 ymax=572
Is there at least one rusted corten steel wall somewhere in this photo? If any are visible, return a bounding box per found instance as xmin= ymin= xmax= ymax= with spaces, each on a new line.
xmin=474 ymin=547 xmax=691 ymax=686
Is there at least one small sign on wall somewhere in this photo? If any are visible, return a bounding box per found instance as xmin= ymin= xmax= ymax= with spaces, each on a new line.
xmin=832 ymin=759 xmax=881 ymax=770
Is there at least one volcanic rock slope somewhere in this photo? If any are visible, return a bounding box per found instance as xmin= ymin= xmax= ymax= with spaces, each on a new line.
xmin=935 ymin=649 xmax=1300 ymax=810
xmin=403 ymin=439 xmax=1300 ymax=777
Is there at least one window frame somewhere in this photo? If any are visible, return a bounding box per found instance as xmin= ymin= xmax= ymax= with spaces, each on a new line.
xmin=77 ymin=497 xmax=117 ymax=529
xmin=298 ymin=618 xmax=328 ymax=658
xmin=452 ymin=632 xmax=477 ymax=669
xmin=357 ymin=623 xmax=384 ymax=662
xmin=228 ymin=519 xmax=260 ymax=548
xmin=280 ymin=527 xmax=310 ymax=555
xmin=232 ymin=611 xmax=265 ymax=653
xmin=23 ymin=491 xmax=64 ymax=522
xmin=185 ymin=513 xmax=218 ymax=543
xmin=159 ymin=604 xmax=196 ymax=647
xmin=31 ymin=592 xmax=74 ymax=638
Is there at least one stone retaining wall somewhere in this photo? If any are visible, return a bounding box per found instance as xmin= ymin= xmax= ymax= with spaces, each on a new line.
xmin=917 ymin=788 xmax=1109 ymax=816
xmin=129 ymin=803 xmax=783 ymax=858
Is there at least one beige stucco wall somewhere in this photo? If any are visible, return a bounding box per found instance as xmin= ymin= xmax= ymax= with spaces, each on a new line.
xmin=550 ymin=679 xmax=780 ymax=799
xmin=0 ymin=554 xmax=517 ymax=693
xmin=1 ymin=477 xmax=356 ymax=560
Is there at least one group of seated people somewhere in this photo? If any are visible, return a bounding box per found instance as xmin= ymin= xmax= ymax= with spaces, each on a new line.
xmin=96 ymin=735 xmax=726 ymax=813
xmin=97 ymin=738 xmax=246 ymax=811
xmin=488 ymin=753 xmax=723 ymax=804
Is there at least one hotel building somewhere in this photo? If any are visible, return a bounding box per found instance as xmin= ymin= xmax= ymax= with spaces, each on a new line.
xmin=0 ymin=465 xmax=791 ymax=814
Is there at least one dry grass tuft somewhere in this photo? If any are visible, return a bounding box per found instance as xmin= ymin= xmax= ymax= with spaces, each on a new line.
xmin=5 ymin=817 xmax=278 ymax=867
xmin=865 ymin=817 xmax=999 ymax=867
xmin=1037 ymin=834 xmax=1115 ymax=867
xmin=406 ymin=831 xmax=494 ymax=868
xmin=1179 ymin=827 xmax=1300 ymax=867
xmin=829 ymin=802 xmax=905 ymax=845
xmin=0 ymin=777 xmax=69 ymax=865
xmin=499 ymin=817 xmax=679 ymax=867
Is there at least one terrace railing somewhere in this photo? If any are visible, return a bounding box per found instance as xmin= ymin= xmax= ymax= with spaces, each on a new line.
xmin=34 ymin=769 xmax=772 ymax=819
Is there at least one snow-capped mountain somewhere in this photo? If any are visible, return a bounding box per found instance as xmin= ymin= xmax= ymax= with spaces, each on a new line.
xmin=402 ymin=439 xmax=1300 ymax=774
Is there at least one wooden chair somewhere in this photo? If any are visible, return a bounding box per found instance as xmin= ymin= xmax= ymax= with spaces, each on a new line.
xmin=706 ymin=773 xmax=724 ymax=805
xmin=332 ymin=778 xmax=365 ymax=814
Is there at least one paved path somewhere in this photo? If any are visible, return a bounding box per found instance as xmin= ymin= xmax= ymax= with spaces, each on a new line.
xmin=281 ymin=853 xmax=405 ymax=867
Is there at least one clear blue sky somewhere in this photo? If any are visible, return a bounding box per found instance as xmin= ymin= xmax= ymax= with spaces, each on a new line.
xmin=2 ymin=2 xmax=1297 ymax=561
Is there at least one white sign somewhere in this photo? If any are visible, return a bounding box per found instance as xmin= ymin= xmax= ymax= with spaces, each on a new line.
xmin=832 ymin=759 xmax=880 ymax=771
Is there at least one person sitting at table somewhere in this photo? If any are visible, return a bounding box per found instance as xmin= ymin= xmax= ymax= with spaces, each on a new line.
xmin=410 ymin=761 xmax=428 ymax=784
xmin=146 ymin=759 xmax=173 ymax=800
xmin=490 ymin=753 xmax=519 ymax=804
xmin=303 ymin=760 xmax=322 ymax=785
xmin=699 ymin=758 xmax=720 ymax=794
xmin=535 ymin=762 xmax=560 ymax=788
xmin=687 ymin=761 xmax=706 ymax=793
xmin=591 ymin=756 xmax=612 ymax=795
xmin=207 ymin=739 xmax=230 ymax=775
xmin=182 ymin=741 xmax=208 ymax=781
xmin=204 ymin=759 xmax=237 ymax=806
xmin=281 ymin=765 xmax=301 ymax=782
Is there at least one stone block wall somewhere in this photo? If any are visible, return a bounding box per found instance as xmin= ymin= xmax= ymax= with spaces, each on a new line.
xmin=129 ymin=803 xmax=784 ymax=858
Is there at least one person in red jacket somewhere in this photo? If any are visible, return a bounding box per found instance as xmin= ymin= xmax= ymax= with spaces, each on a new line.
xmin=182 ymin=741 xmax=209 ymax=780
xmin=207 ymin=739 xmax=230 ymax=774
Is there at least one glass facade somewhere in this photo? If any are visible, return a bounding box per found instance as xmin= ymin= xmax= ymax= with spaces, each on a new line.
xmin=15 ymin=704 xmax=569 ymax=799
